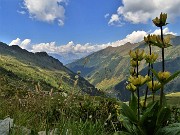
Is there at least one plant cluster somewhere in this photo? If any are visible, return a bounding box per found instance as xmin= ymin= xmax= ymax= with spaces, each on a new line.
xmin=115 ymin=13 xmax=180 ymax=135
xmin=0 ymin=87 xmax=121 ymax=135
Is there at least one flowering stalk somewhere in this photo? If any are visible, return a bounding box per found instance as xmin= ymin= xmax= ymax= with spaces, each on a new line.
xmin=152 ymin=13 xmax=168 ymax=106
xmin=151 ymin=63 xmax=154 ymax=102
xmin=136 ymin=60 xmax=140 ymax=120
xmin=144 ymin=44 xmax=151 ymax=106
xmin=160 ymin=26 xmax=165 ymax=106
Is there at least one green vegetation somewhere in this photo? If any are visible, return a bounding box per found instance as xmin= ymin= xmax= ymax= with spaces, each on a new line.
xmin=0 ymin=13 xmax=180 ymax=135
xmin=0 ymin=92 xmax=120 ymax=135
xmin=114 ymin=12 xmax=180 ymax=135
xmin=0 ymin=43 xmax=101 ymax=97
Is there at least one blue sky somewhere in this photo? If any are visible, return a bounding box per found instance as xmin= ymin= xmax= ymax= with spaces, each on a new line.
xmin=0 ymin=0 xmax=180 ymax=63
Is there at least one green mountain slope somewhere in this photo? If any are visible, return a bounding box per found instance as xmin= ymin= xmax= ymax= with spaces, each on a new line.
xmin=67 ymin=35 xmax=180 ymax=100
xmin=67 ymin=42 xmax=140 ymax=89
xmin=0 ymin=42 xmax=101 ymax=97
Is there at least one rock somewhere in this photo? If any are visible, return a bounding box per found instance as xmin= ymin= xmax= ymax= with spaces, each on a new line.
xmin=0 ymin=117 xmax=13 ymax=135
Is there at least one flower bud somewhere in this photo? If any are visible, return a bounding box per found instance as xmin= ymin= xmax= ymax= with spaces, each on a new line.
xmin=147 ymin=81 xmax=161 ymax=92
xmin=128 ymin=75 xmax=150 ymax=86
xmin=126 ymin=83 xmax=137 ymax=92
xmin=129 ymin=49 xmax=145 ymax=61
xmin=158 ymin=71 xmax=171 ymax=82
xmin=130 ymin=59 xmax=140 ymax=67
xmin=152 ymin=13 xmax=168 ymax=27
xmin=145 ymin=53 xmax=158 ymax=63
xmin=129 ymin=67 xmax=136 ymax=76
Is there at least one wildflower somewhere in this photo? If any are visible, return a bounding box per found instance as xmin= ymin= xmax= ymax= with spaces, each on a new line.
xmin=147 ymin=81 xmax=161 ymax=92
xmin=152 ymin=13 xmax=168 ymax=27
xmin=128 ymin=75 xmax=151 ymax=86
xmin=145 ymin=53 xmax=158 ymax=63
xmin=130 ymin=59 xmax=140 ymax=67
xmin=158 ymin=71 xmax=171 ymax=82
xmin=149 ymin=35 xmax=172 ymax=48
xmin=114 ymin=105 xmax=120 ymax=109
xmin=89 ymin=115 xmax=92 ymax=119
xmin=144 ymin=34 xmax=151 ymax=44
xmin=129 ymin=67 xmax=136 ymax=76
xmin=129 ymin=49 xmax=145 ymax=61
xmin=126 ymin=83 xmax=137 ymax=92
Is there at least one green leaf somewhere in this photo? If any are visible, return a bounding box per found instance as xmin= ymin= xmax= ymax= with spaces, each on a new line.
xmin=164 ymin=70 xmax=180 ymax=84
xmin=150 ymin=69 xmax=161 ymax=82
xmin=156 ymin=107 xmax=171 ymax=127
xmin=121 ymin=103 xmax=138 ymax=124
xmin=140 ymin=101 xmax=159 ymax=134
xmin=162 ymin=92 xmax=167 ymax=107
xmin=140 ymin=101 xmax=159 ymax=124
xmin=151 ymin=41 xmax=163 ymax=48
xmin=155 ymin=123 xmax=180 ymax=135
xmin=129 ymin=92 xmax=138 ymax=114
xmin=118 ymin=114 xmax=134 ymax=133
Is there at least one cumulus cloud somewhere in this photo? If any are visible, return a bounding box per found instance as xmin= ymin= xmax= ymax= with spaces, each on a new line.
xmin=151 ymin=27 xmax=177 ymax=35
xmin=108 ymin=14 xmax=123 ymax=26
xmin=109 ymin=0 xmax=180 ymax=25
xmin=9 ymin=38 xmax=21 ymax=46
xmin=31 ymin=41 xmax=105 ymax=54
xmin=23 ymin=0 xmax=68 ymax=26
xmin=9 ymin=38 xmax=31 ymax=49
xmin=111 ymin=31 xmax=147 ymax=47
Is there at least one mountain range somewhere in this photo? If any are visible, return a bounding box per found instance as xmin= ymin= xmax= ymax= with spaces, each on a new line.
xmin=0 ymin=42 xmax=101 ymax=97
xmin=67 ymin=35 xmax=180 ymax=101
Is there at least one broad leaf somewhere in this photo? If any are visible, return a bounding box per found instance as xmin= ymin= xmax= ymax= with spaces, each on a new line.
xmin=156 ymin=107 xmax=171 ymax=127
xmin=140 ymin=101 xmax=159 ymax=134
xmin=155 ymin=123 xmax=180 ymax=135
xmin=164 ymin=70 xmax=180 ymax=84
xmin=150 ymin=69 xmax=161 ymax=82
xmin=129 ymin=92 xmax=138 ymax=114
xmin=121 ymin=103 xmax=138 ymax=124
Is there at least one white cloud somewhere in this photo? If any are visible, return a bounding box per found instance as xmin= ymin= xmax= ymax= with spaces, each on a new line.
xmin=109 ymin=0 xmax=180 ymax=25
xmin=31 ymin=41 xmax=105 ymax=54
xmin=9 ymin=38 xmax=21 ymax=46
xmin=20 ymin=39 xmax=31 ymax=49
xmin=151 ymin=27 xmax=177 ymax=35
xmin=110 ymin=30 xmax=147 ymax=47
xmin=108 ymin=14 xmax=122 ymax=26
xmin=23 ymin=0 xmax=68 ymax=26
xmin=9 ymin=38 xmax=31 ymax=49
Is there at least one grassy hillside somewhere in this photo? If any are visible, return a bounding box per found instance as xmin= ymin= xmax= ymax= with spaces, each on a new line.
xmin=67 ymin=35 xmax=180 ymax=99
xmin=0 ymin=42 xmax=101 ymax=97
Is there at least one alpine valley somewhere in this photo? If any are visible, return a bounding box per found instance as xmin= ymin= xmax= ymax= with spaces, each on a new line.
xmin=67 ymin=35 xmax=180 ymax=101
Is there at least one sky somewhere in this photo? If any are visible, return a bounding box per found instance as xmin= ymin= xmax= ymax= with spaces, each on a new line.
xmin=0 ymin=0 xmax=180 ymax=63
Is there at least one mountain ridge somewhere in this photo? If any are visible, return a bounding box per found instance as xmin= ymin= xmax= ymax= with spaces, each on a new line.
xmin=67 ymin=35 xmax=180 ymax=100
xmin=0 ymin=42 xmax=101 ymax=96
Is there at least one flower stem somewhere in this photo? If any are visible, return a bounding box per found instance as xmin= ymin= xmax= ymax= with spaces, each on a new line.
xmin=144 ymin=45 xmax=152 ymax=106
xmin=136 ymin=60 xmax=140 ymax=120
xmin=152 ymin=92 xmax=155 ymax=102
xmin=160 ymin=26 xmax=165 ymax=106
